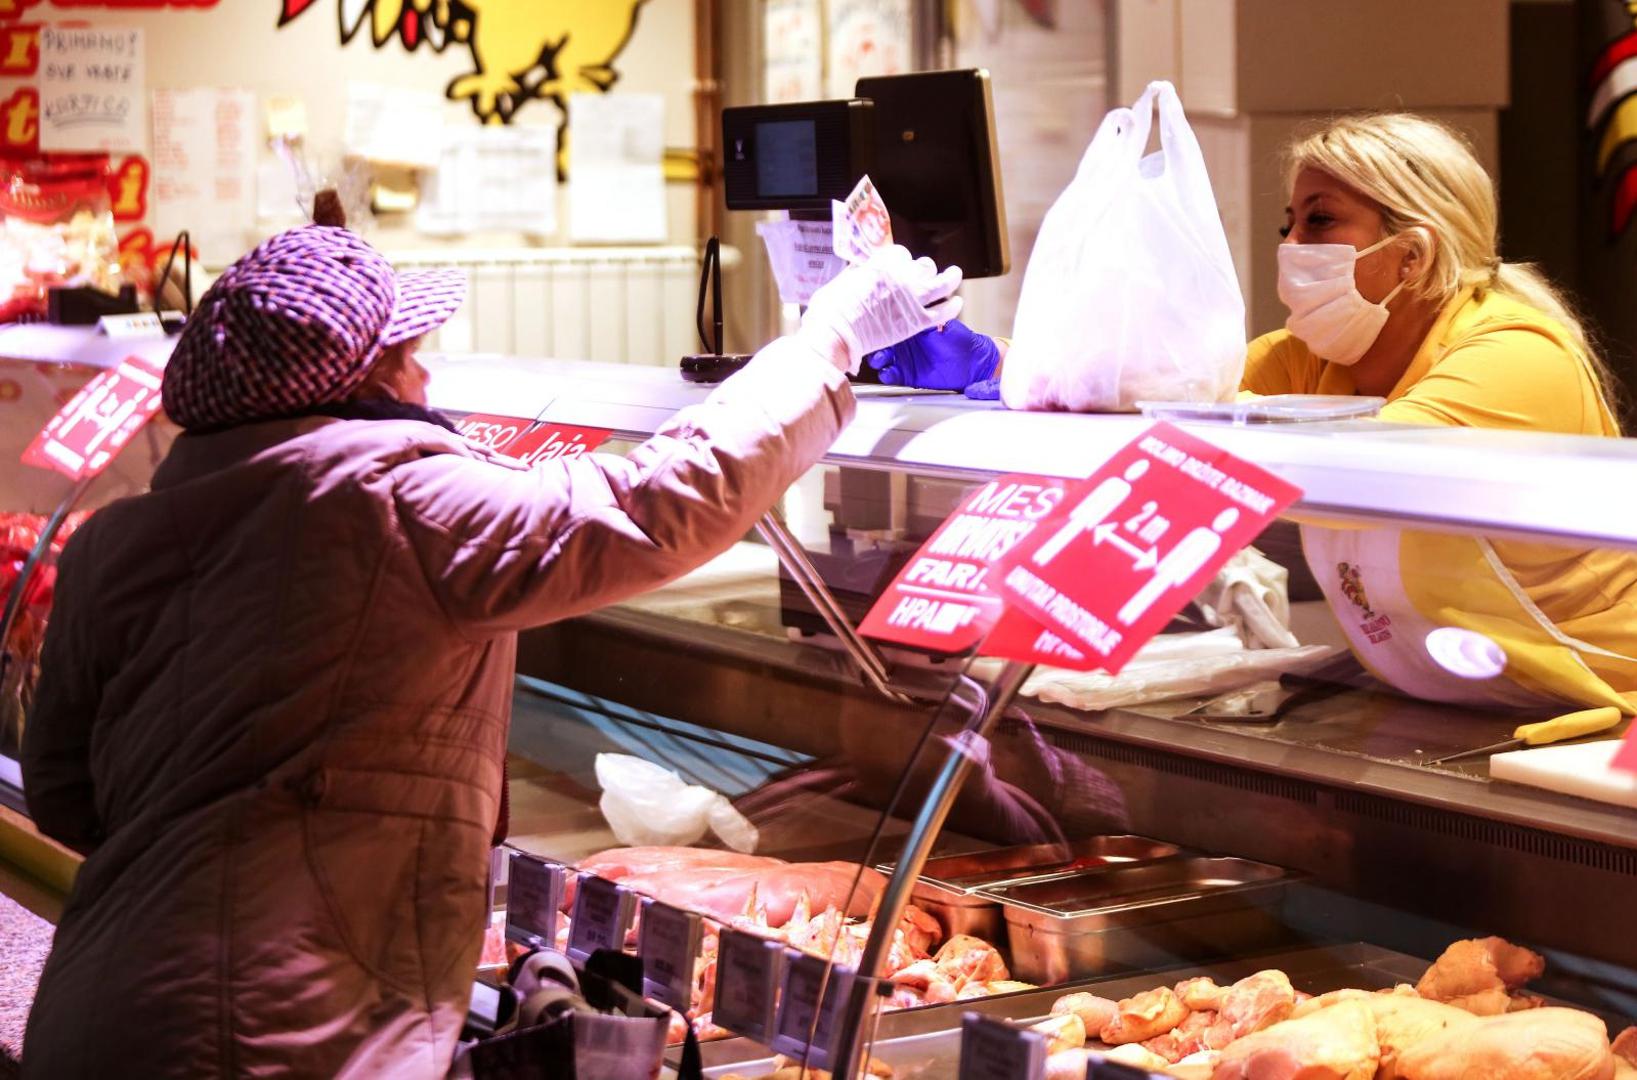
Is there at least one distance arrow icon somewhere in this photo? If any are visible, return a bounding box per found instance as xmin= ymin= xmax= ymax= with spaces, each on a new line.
xmin=1092 ymin=521 xmax=1159 ymax=572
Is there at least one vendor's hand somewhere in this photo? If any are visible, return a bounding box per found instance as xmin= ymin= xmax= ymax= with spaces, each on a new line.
xmin=866 ymin=319 xmax=1001 ymax=393
xmin=798 ymin=245 xmax=963 ymax=373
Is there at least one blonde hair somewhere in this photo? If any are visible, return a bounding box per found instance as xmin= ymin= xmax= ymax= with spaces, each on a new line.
xmin=1286 ymin=113 xmax=1621 ymax=424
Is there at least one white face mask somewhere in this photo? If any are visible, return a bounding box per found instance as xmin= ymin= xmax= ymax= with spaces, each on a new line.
xmin=1277 ymin=234 xmax=1407 ymax=365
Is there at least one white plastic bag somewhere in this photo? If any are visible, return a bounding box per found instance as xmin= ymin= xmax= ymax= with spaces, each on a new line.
xmin=594 ymin=753 xmax=759 ymax=853
xmin=1000 ymin=81 xmax=1246 ymax=412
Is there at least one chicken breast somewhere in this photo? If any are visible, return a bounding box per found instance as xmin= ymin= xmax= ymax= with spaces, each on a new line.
xmin=1414 ymin=937 xmax=1545 ymax=1016
xmin=1392 ymin=1007 xmax=1613 ymax=1080
xmin=1051 ymin=992 xmax=1120 ymax=1035
xmin=1211 ymin=1000 xmax=1381 ymax=1080
xmin=1101 ymin=987 xmax=1190 ymax=1045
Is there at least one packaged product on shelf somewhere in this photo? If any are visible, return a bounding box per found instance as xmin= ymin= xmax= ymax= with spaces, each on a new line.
xmin=0 ymin=156 xmax=123 ymax=323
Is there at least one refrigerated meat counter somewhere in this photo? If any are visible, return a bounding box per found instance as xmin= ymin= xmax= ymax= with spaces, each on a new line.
xmin=443 ymin=358 xmax=1637 ymax=1076
xmin=4 ymin=350 xmax=1636 ymax=1077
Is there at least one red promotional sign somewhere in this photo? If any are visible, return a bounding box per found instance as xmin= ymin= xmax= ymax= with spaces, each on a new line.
xmin=1613 ymin=728 xmax=1637 ymax=775
xmin=454 ymin=412 xmax=613 ymax=466
xmin=859 ymin=473 xmax=1068 ymax=654
xmin=20 ymin=352 xmax=164 ymax=480
xmin=992 ymin=422 xmax=1300 ymax=674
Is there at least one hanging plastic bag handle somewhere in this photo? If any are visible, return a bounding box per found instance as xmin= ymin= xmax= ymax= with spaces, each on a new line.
xmin=1139 ymin=80 xmax=1241 ymax=288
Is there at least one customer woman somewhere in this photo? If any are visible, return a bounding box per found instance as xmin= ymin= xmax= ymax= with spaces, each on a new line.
xmin=871 ymin=114 xmax=1637 ymax=712
xmin=20 ymin=211 xmax=961 ymax=1077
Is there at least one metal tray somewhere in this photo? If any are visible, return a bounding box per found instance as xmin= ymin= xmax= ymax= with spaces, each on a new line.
xmin=688 ymin=942 xmax=1433 ymax=1079
xmin=980 ymin=856 xmax=1295 ymax=984
xmin=881 ymin=836 xmax=1182 ymax=943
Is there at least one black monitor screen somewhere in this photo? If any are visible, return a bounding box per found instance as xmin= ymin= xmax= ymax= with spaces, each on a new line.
xmin=755 ymin=120 xmax=818 ymax=198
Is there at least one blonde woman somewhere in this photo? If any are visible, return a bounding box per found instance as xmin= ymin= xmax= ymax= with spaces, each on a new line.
xmin=1252 ymin=113 xmax=1637 ymax=712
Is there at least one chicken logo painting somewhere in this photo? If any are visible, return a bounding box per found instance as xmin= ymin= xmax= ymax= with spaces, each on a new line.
xmin=1589 ymin=0 xmax=1637 ymax=237
xmin=277 ymin=0 xmax=649 ymax=126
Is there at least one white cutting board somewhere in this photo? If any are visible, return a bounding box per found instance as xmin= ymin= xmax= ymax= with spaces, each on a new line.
xmin=1490 ymin=740 xmax=1637 ymax=809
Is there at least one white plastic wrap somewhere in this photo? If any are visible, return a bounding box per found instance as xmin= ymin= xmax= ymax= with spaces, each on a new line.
xmin=594 ymin=753 xmax=759 ymax=853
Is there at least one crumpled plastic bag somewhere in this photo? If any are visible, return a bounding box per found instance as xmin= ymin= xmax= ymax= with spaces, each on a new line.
xmin=1018 ymin=631 xmax=1342 ymax=712
xmin=595 ymin=753 xmax=759 ymax=853
xmin=1195 ymin=547 xmax=1300 ymax=649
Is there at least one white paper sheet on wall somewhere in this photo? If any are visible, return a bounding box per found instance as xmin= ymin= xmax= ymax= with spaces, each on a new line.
xmin=568 ymin=93 xmax=666 ymax=244
xmin=344 ymin=81 xmax=445 ymax=169
xmin=418 ymin=124 xmax=557 ymax=237
xmin=764 ymin=0 xmax=823 ymax=104
xmin=825 ymin=0 xmax=913 ymax=98
xmin=151 ymin=88 xmax=258 ymax=265
xmin=39 ymin=26 xmax=146 ymax=153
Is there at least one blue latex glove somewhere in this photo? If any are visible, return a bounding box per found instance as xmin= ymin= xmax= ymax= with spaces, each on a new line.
xmin=866 ymin=319 xmax=1001 ymax=393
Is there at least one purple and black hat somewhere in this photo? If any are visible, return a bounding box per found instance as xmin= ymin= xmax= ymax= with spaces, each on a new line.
xmin=162 ymin=225 xmax=465 ymax=430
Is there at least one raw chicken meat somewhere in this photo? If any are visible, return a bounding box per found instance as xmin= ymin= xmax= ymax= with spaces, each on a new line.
xmin=933 ymin=934 xmax=1009 ymax=985
xmin=1211 ymin=999 xmax=1381 ymax=1080
xmin=1414 ymin=937 xmax=1545 ymax=1017
xmin=1392 ymin=1007 xmax=1613 ymax=1080
xmin=1614 ymin=1027 xmax=1637 ymax=1067
xmin=1101 ymin=987 xmax=1190 ymax=1045
xmin=1045 ymin=1048 xmax=1090 ymax=1080
xmin=1105 ymin=1043 xmax=1176 ymax=1070
xmin=1051 ymin=992 xmax=1120 ymax=1036
xmin=1341 ymin=994 xmax=1474 ymax=1080
xmin=1030 ymin=1012 xmax=1087 ymax=1054
xmin=1217 ymin=970 xmax=1298 ymax=1041
xmin=1178 ymin=976 xmax=1230 ymax=1011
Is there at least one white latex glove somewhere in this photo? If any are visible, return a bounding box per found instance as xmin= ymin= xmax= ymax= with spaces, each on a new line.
xmin=798 ymin=244 xmax=964 ymax=373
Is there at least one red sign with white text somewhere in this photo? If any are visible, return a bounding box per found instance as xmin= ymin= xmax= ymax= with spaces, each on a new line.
xmin=21 ymin=353 xmax=164 ymax=480
xmin=1613 ymin=728 xmax=1637 ymax=775
xmin=454 ymin=412 xmax=612 ymax=466
xmin=992 ymin=422 xmax=1301 ymax=674
xmin=859 ymin=473 xmax=1068 ymax=655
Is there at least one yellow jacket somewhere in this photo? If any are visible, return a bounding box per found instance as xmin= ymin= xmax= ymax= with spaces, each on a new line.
xmin=1244 ymin=286 xmax=1637 ymax=709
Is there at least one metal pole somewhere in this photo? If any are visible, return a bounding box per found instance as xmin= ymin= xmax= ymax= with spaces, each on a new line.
xmin=755 ymin=510 xmax=912 ymax=705
xmin=829 ymin=659 xmax=1034 ymax=1077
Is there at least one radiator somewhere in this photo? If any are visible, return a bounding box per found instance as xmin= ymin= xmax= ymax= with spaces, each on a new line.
xmin=388 ymin=246 xmax=704 ymax=365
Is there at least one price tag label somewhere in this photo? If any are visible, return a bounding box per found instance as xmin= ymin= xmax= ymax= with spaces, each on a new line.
xmin=712 ymin=927 xmax=785 ymax=1044
xmin=770 ymin=950 xmax=855 ymax=1069
xmin=21 ymin=353 xmax=166 ymax=481
xmin=637 ymin=898 xmax=702 ymax=1013
xmin=567 ymin=874 xmax=635 ymax=963
xmin=958 ymin=1013 xmax=1046 ymax=1080
xmin=504 ymin=852 xmax=565 ymax=949
xmin=98 ymin=312 xmax=164 ymax=339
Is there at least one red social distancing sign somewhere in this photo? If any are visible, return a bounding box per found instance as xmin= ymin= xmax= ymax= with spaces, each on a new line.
xmin=992 ymin=422 xmax=1300 ymax=674
xmin=21 ymin=353 xmax=166 ymax=482
xmin=454 ymin=412 xmax=613 ymax=465
xmin=858 ymin=473 xmax=1070 ymax=655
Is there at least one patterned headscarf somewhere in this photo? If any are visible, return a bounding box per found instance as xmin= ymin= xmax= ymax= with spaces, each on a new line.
xmin=161 ymin=225 xmax=465 ymax=429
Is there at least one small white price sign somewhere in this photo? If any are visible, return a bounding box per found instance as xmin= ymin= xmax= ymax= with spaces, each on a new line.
xmin=712 ymin=927 xmax=785 ymax=1043
xmin=637 ymin=899 xmax=702 ymax=1013
xmin=958 ymin=1012 xmax=1046 ymax=1080
xmin=504 ymin=853 xmax=565 ymax=948
xmin=770 ymin=950 xmax=855 ymax=1069
xmin=567 ymin=874 xmax=635 ymax=963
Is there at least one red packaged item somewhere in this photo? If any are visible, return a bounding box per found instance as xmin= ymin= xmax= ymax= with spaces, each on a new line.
xmin=0 ymin=155 xmax=123 ymax=323
xmin=0 ymin=509 xmax=89 ymax=755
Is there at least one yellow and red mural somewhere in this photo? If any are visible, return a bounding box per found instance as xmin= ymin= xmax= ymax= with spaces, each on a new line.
xmin=277 ymin=0 xmax=649 ymax=126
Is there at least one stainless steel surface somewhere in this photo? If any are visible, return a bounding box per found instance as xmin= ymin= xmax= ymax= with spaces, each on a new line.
xmin=691 ymin=942 xmax=1444 ymax=1078
xmin=983 ymin=857 xmax=1295 ymax=984
xmin=881 ymin=836 xmax=1184 ymax=944
xmin=831 ymin=661 xmax=1032 ymax=1080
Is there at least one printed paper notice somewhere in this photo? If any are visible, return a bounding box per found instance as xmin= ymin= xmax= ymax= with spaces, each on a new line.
xmin=151 ymin=88 xmax=257 ymax=265
xmin=40 ymin=26 xmax=145 ymax=153
xmin=345 ymin=81 xmax=445 ymax=169
xmin=569 ymin=92 xmax=666 ymax=243
xmin=826 ymin=0 xmax=911 ymax=98
xmin=765 ymin=0 xmax=822 ymax=104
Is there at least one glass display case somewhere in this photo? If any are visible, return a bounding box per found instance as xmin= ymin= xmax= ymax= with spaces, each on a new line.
xmin=4 ymin=344 xmax=1635 ymax=1077
xmin=429 ymin=356 xmax=1637 ymax=1077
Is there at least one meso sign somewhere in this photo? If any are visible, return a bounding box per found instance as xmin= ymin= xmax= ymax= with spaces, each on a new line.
xmin=454 ymin=412 xmax=612 ymax=465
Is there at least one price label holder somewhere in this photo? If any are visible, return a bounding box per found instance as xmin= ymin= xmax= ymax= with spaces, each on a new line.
xmin=637 ymin=898 xmax=702 ymax=1013
xmin=770 ymin=949 xmax=856 ymax=1070
xmin=97 ymin=312 xmax=164 ymax=339
xmin=958 ymin=1013 xmax=1046 ymax=1080
xmin=711 ymin=927 xmax=786 ymax=1044
xmin=504 ymin=852 xmax=566 ymax=950
xmin=566 ymin=874 xmax=636 ymax=964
